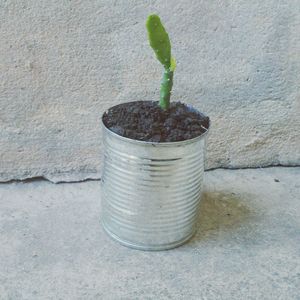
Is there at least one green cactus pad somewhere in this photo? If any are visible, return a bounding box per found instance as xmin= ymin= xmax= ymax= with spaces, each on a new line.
xmin=146 ymin=14 xmax=171 ymax=69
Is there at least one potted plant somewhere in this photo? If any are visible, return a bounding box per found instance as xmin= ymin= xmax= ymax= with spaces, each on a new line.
xmin=101 ymin=14 xmax=210 ymax=250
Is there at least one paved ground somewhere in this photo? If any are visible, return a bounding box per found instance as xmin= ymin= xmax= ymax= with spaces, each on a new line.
xmin=0 ymin=167 xmax=299 ymax=300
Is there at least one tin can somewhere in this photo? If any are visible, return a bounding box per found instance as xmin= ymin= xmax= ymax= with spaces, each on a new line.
xmin=101 ymin=102 xmax=210 ymax=250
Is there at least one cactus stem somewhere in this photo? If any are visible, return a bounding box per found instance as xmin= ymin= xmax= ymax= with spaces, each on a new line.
xmin=159 ymin=69 xmax=173 ymax=110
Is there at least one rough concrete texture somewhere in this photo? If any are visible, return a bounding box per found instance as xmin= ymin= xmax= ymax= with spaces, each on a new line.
xmin=1 ymin=1 xmax=300 ymax=182
xmin=0 ymin=167 xmax=299 ymax=299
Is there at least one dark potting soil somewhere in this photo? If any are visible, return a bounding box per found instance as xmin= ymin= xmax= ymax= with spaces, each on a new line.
xmin=103 ymin=101 xmax=209 ymax=142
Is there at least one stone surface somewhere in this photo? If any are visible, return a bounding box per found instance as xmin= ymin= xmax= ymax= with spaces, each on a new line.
xmin=0 ymin=1 xmax=299 ymax=182
xmin=0 ymin=167 xmax=299 ymax=299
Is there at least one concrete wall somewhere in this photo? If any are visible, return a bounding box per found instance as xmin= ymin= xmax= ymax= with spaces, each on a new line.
xmin=1 ymin=0 xmax=299 ymax=182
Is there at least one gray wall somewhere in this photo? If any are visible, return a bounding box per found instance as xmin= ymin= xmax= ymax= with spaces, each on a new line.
xmin=0 ymin=0 xmax=299 ymax=182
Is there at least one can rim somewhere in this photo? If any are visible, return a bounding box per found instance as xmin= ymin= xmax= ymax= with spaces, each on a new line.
xmin=101 ymin=101 xmax=210 ymax=146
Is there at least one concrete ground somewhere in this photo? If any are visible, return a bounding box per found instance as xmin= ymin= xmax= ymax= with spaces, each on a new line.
xmin=0 ymin=167 xmax=299 ymax=300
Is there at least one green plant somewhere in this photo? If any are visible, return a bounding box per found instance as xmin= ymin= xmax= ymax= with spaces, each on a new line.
xmin=146 ymin=14 xmax=176 ymax=110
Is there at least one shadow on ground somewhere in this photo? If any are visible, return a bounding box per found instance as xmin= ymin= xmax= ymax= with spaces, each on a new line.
xmin=190 ymin=191 xmax=253 ymax=243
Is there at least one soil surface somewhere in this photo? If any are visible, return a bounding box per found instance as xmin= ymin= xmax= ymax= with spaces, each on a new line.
xmin=103 ymin=101 xmax=209 ymax=142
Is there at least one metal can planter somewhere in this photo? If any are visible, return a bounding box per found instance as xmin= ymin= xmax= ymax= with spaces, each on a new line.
xmin=101 ymin=103 xmax=210 ymax=250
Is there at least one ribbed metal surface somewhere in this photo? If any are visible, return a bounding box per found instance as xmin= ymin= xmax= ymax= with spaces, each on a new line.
xmin=101 ymin=110 xmax=209 ymax=250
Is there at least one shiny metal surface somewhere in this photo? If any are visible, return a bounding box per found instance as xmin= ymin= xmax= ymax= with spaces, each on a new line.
xmin=101 ymin=105 xmax=210 ymax=250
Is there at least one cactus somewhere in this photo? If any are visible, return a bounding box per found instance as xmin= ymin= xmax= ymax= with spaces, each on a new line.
xmin=146 ymin=14 xmax=176 ymax=110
